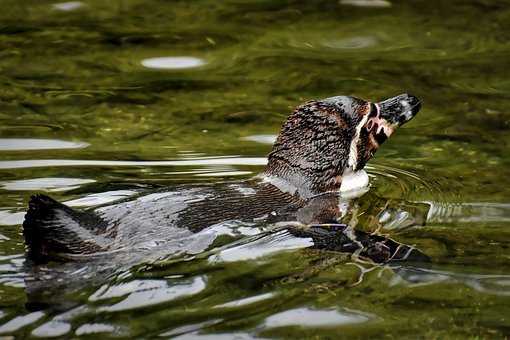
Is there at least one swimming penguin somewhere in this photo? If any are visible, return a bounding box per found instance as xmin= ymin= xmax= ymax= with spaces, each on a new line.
xmin=22 ymin=93 xmax=424 ymax=265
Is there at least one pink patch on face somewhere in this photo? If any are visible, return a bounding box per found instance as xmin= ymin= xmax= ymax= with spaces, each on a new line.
xmin=367 ymin=103 xmax=395 ymax=137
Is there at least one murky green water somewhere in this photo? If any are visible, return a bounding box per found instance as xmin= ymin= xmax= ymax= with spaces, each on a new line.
xmin=1 ymin=0 xmax=510 ymax=338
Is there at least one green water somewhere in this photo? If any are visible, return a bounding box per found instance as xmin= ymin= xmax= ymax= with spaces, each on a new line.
xmin=1 ymin=0 xmax=510 ymax=338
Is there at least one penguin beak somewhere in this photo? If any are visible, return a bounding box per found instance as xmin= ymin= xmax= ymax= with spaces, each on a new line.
xmin=376 ymin=93 xmax=421 ymax=126
xmin=364 ymin=93 xmax=421 ymax=145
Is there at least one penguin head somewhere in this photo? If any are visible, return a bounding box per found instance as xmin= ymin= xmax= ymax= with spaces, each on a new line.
xmin=351 ymin=93 xmax=421 ymax=171
xmin=265 ymin=93 xmax=421 ymax=197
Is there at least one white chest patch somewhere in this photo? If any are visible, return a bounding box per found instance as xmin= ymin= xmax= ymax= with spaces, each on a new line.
xmin=340 ymin=170 xmax=369 ymax=193
xmin=347 ymin=114 xmax=370 ymax=170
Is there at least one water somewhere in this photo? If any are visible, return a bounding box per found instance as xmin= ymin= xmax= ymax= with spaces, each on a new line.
xmin=1 ymin=0 xmax=510 ymax=337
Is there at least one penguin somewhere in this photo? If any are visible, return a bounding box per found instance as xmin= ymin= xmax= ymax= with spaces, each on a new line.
xmin=22 ymin=93 xmax=423 ymax=265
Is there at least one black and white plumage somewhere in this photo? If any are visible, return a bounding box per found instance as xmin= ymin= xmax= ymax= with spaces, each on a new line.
xmin=22 ymin=93 xmax=423 ymax=266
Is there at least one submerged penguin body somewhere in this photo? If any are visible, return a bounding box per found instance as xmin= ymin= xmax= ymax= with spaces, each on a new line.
xmin=24 ymin=181 xmax=300 ymax=261
xmin=23 ymin=93 xmax=423 ymax=264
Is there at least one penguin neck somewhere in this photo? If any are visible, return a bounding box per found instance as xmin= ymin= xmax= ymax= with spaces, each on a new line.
xmin=261 ymin=159 xmax=342 ymax=200
xmin=261 ymin=161 xmax=370 ymax=200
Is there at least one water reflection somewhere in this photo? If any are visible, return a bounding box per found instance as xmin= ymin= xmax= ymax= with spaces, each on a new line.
xmin=0 ymin=139 xmax=89 ymax=151
xmin=0 ymin=211 xmax=26 ymax=226
xmin=0 ymin=311 xmax=45 ymax=334
xmin=31 ymin=319 xmax=71 ymax=338
xmin=214 ymin=293 xmax=275 ymax=309
xmin=241 ymin=135 xmax=277 ymax=145
xmin=174 ymin=332 xmax=261 ymax=340
xmin=93 ymin=277 xmax=206 ymax=312
xmin=195 ymin=170 xmax=252 ymax=177
xmin=263 ymin=307 xmax=371 ymax=328
xmin=1 ymin=0 xmax=510 ymax=337
xmin=75 ymin=323 xmax=118 ymax=336
xmin=339 ymin=0 xmax=392 ymax=7
xmin=0 ymin=157 xmax=267 ymax=169
xmin=52 ymin=1 xmax=84 ymax=11
xmin=162 ymin=319 xmax=223 ymax=337
xmin=208 ymin=230 xmax=313 ymax=263
xmin=393 ymin=266 xmax=510 ymax=297
xmin=1 ymin=177 xmax=95 ymax=192
xmin=425 ymin=201 xmax=510 ymax=224
xmin=141 ymin=57 xmax=206 ymax=70
xmin=64 ymin=190 xmax=137 ymax=207
xmin=321 ymin=36 xmax=378 ymax=50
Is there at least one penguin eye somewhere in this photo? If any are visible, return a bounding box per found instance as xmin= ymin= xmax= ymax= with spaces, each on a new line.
xmin=368 ymin=103 xmax=378 ymax=118
xmin=374 ymin=130 xmax=388 ymax=144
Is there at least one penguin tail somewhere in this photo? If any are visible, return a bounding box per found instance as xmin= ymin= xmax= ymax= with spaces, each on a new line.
xmin=23 ymin=194 xmax=110 ymax=263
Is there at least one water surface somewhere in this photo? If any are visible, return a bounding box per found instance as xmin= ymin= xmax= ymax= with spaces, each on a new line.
xmin=1 ymin=0 xmax=510 ymax=338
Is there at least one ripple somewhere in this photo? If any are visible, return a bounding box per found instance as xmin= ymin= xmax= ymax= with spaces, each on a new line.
xmin=365 ymin=165 xmax=510 ymax=226
xmin=93 ymin=277 xmax=206 ymax=312
xmin=75 ymin=323 xmax=118 ymax=336
xmin=320 ymin=36 xmax=378 ymax=49
xmin=1 ymin=177 xmax=95 ymax=192
xmin=52 ymin=1 xmax=84 ymax=11
xmin=64 ymin=190 xmax=137 ymax=207
xmin=0 ymin=157 xmax=267 ymax=169
xmin=141 ymin=57 xmax=206 ymax=70
xmin=165 ymin=165 xmax=252 ymax=177
xmin=367 ymin=163 xmax=444 ymax=197
xmin=29 ymin=306 xmax=93 ymax=337
xmin=0 ymin=138 xmax=89 ymax=151
xmin=195 ymin=171 xmax=252 ymax=177
xmin=339 ymin=0 xmax=392 ymax=8
xmin=424 ymin=201 xmax=510 ymax=224
xmin=395 ymin=266 xmax=510 ymax=296
xmin=0 ymin=210 xmax=25 ymax=226
xmin=208 ymin=230 xmax=313 ymax=263
xmin=174 ymin=332 xmax=261 ymax=340
xmin=214 ymin=293 xmax=275 ymax=309
xmin=162 ymin=319 xmax=223 ymax=337
xmin=31 ymin=320 xmax=71 ymax=338
xmin=0 ymin=311 xmax=45 ymax=334
xmin=241 ymin=135 xmax=277 ymax=145
xmin=90 ymin=279 xmax=167 ymax=301
xmin=263 ymin=308 xmax=370 ymax=328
